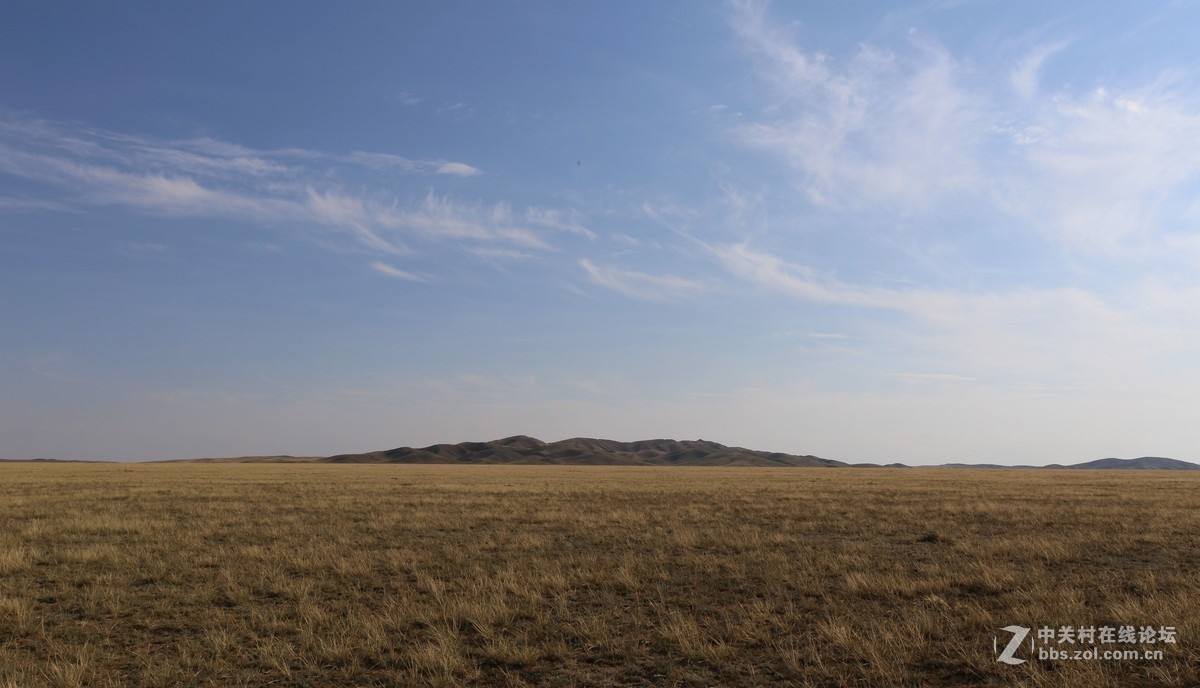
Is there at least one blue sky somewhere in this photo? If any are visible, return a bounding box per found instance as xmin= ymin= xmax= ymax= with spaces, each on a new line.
xmin=5 ymin=1 xmax=1200 ymax=464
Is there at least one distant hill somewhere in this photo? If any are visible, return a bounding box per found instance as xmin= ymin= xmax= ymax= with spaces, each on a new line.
xmin=941 ymin=457 xmax=1200 ymax=470
xmin=13 ymin=442 xmax=1197 ymax=469
xmin=0 ymin=458 xmax=104 ymax=463
xmin=1050 ymin=456 xmax=1200 ymax=470
xmin=323 ymin=435 xmax=846 ymax=467
xmin=322 ymin=439 xmax=1200 ymax=470
xmin=159 ymin=455 xmax=324 ymax=464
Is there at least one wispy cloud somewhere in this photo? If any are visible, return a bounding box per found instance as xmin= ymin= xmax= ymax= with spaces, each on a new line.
xmin=579 ymin=258 xmax=708 ymax=302
xmin=24 ymin=354 xmax=85 ymax=383
xmin=466 ymin=246 xmax=537 ymax=261
xmin=888 ymin=372 xmax=975 ymax=383
xmin=347 ymin=151 xmax=482 ymax=176
xmin=728 ymin=2 xmax=1200 ymax=257
xmin=708 ymin=2 xmax=1200 ymax=393
xmin=119 ymin=242 xmax=171 ymax=259
xmin=998 ymin=83 xmax=1200 ymax=252
xmin=1010 ymin=39 xmax=1072 ymax=99
xmin=523 ymin=207 xmax=596 ymax=240
xmin=395 ymin=91 xmax=424 ymax=107
xmin=713 ymin=242 xmax=891 ymax=307
xmin=710 ymin=242 xmax=1200 ymax=385
xmin=370 ymin=261 xmax=426 ymax=282
xmin=434 ymin=161 xmax=483 ymax=177
xmin=730 ymin=1 xmax=985 ymax=210
xmin=0 ymin=114 xmax=581 ymax=262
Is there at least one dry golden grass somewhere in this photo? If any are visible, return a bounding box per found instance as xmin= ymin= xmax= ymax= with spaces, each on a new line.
xmin=0 ymin=463 xmax=1196 ymax=686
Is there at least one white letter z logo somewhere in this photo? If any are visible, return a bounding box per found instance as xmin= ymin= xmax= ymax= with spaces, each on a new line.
xmin=995 ymin=625 xmax=1030 ymax=665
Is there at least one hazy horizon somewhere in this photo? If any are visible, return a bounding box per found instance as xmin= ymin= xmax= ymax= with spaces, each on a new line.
xmin=5 ymin=432 xmax=1195 ymax=469
xmin=5 ymin=1 xmax=1200 ymax=465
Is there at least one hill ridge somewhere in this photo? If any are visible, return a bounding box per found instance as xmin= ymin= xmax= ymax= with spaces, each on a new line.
xmin=323 ymin=436 xmax=844 ymax=467
xmin=17 ymin=443 xmax=1194 ymax=468
xmin=321 ymin=439 xmax=1200 ymax=470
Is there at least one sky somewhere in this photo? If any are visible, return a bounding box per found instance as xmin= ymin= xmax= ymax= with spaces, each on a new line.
xmin=4 ymin=1 xmax=1200 ymax=464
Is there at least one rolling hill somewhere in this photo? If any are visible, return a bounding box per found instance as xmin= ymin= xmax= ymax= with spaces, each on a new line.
xmin=10 ymin=441 xmax=1197 ymax=469
xmin=1047 ymin=456 xmax=1200 ymax=470
xmin=321 ymin=438 xmax=1200 ymax=469
xmin=323 ymin=435 xmax=846 ymax=467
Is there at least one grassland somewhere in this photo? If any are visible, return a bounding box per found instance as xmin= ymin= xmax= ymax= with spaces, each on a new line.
xmin=0 ymin=464 xmax=1196 ymax=687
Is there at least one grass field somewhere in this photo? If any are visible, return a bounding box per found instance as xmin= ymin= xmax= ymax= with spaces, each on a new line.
xmin=0 ymin=464 xmax=1196 ymax=687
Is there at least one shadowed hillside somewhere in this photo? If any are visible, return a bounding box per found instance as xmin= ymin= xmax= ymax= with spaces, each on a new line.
xmin=138 ymin=443 xmax=1200 ymax=469
xmin=1048 ymin=456 xmax=1200 ymax=470
xmin=323 ymin=435 xmax=846 ymax=467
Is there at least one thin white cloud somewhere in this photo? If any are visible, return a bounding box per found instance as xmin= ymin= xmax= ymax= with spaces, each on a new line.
xmin=467 ymin=246 xmax=536 ymax=261
xmin=0 ymin=114 xmax=585 ymax=260
xmin=999 ymin=83 xmax=1200 ymax=252
xmin=434 ymin=162 xmax=483 ymax=177
xmin=712 ymin=242 xmax=894 ymax=308
xmin=729 ymin=3 xmax=1200 ymax=258
xmin=523 ymin=207 xmax=597 ymax=239
xmin=1010 ymin=39 xmax=1072 ymax=99
xmin=24 ymin=354 xmax=85 ymax=383
xmin=386 ymin=193 xmax=552 ymax=248
xmin=710 ymin=242 xmax=1200 ymax=384
xmin=888 ymin=372 xmax=975 ymax=382
xmin=710 ymin=2 xmax=1200 ymax=398
xmin=303 ymin=188 xmax=409 ymax=255
xmin=348 ymin=151 xmax=482 ymax=177
xmin=119 ymin=242 xmax=171 ymax=259
xmin=579 ymin=258 xmax=708 ymax=302
xmin=730 ymin=1 xmax=985 ymax=210
xmin=370 ymin=261 xmax=426 ymax=282
xmin=395 ymin=91 xmax=424 ymax=107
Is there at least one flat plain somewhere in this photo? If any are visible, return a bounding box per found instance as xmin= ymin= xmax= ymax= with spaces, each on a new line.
xmin=0 ymin=463 xmax=1196 ymax=687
